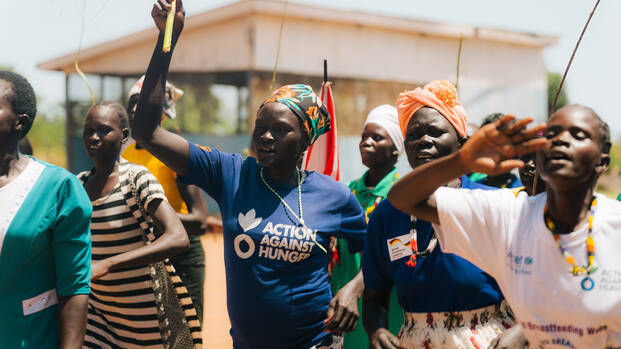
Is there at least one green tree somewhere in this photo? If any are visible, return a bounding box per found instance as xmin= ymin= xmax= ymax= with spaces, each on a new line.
xmin=548 ymin=72 xmax=569 ymax=115
xmin=28 ymin=113 xmax=67 ymax=167
xmin=173 ymin=83 xmax=225 ymax=134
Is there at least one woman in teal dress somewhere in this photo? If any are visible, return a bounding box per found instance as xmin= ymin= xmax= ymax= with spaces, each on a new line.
xmin=0 ymin=71 xmax=92 ymax=348
xmin=329 ymin=105 xmax=404 ymax=348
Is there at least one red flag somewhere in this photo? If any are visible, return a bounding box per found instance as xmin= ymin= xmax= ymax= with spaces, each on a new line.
xmin=303 ymin=81 xmax=340 ymax=181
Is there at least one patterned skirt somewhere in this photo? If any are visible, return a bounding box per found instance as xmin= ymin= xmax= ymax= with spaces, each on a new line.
xmin=309 ymin=334 xmax=344 ymax=349
xmin=399 ymin=302 xmax=514 ymax=349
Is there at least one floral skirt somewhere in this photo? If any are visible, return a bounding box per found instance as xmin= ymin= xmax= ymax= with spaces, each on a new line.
xmin=309 ymin=334 xmax=344 ymax=349
xmin=398 ymin=301 xmax=514 ymax=349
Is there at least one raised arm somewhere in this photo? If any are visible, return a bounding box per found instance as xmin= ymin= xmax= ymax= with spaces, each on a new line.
xmin=387 ymin=115 xmax=548 ymax=223
xmin=132 ymin=0 xmax=190 ymax=175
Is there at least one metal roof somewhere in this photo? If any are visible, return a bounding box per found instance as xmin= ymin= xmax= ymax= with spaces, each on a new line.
xmin=39 ymin=0 xmax=558 ymax=74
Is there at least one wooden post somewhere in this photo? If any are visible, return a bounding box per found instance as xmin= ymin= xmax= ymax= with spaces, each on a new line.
xmin=323 ymin=59 xmax=328 ymax=83
xmin=236 ymin=85 xmax=243 ymax=134
xmin=120 ymin=76 xmax=127 ymax=105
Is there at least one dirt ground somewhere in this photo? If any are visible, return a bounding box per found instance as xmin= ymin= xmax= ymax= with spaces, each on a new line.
xmin=200 ymin=233 xmax=233 ymax=348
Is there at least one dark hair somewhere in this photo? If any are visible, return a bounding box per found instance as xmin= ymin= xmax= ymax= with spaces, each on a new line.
xmin=480 ymin=113 xmax=505 ymax=127
xmin=89 ymin=101 xmax=129 ymax=130
xmin=0 ymin=71 xmax=37 ymax=138
xmin=599 ymin=120 xmax=612 ymax=155
xmin=581 ymin=105 xmax=611 ymax=155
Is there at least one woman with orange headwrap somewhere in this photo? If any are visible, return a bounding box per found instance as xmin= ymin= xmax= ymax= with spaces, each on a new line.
xmin=362 ymin=81 xmax=513 ymax=348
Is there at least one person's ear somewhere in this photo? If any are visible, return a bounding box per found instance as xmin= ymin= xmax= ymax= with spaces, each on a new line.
xmin=14 ymin=114 xmax=30 ymax=137
xmin=595 ymin=152 xmax=610 ymax=177
xmin=121 ymin=128 xmax=130 ymax=143
xmin=458 ymin=136 xmax=468 ymax=148
xmin=390 ymin=143 xmax=400 ymax=157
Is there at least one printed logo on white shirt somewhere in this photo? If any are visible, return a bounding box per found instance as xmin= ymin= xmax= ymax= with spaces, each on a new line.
xmin=506 ymin=251 xmax=534 ymax=275
xmin=387 ymin=234 xmax=413 ymax=262
xmin=599 ymin=268 xmax=621 ymax=292
xmin=433 ymin=189 xmax=621 ymax=348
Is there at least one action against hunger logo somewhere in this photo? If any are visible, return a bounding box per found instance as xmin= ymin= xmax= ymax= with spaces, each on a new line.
xmin=235 ymin=209 xmax=318 ymax=263
xmin=234 ymin=209 xmax=262 ymax=259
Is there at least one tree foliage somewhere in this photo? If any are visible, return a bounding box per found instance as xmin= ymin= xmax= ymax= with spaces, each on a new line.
xmin=548 ymin=72 xmax=569 ymax=115
xmin=170 ymin=83 xmax=227 ymax=134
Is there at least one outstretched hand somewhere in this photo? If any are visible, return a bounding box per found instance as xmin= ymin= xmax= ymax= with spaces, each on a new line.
xmin=459 ymin=115 xmax=548 ymax=175
xmin=152 ymin=0 xmax=185 ymax=36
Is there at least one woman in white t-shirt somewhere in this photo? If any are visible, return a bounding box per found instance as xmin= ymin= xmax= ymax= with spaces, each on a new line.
xmin=387 ymin=105 xmax=621 ymax=349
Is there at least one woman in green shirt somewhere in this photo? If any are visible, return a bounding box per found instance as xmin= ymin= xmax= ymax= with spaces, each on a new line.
xmin=330 ymin=105 xmax=403 ymax=348
xmin=0 ymin=71 xmax=92 ymax=349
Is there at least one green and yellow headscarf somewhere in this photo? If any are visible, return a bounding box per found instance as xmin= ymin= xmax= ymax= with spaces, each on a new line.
xmin=262 ymin=84 xmax=331 ymax=145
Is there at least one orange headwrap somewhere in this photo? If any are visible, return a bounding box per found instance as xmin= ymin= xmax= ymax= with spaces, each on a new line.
xmin=397 ymin=80 xmax=468 ymax=138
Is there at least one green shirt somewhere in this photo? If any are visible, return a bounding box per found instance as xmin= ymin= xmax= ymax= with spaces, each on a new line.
xmin=330 ymin=168 xmax=401 ymax=348
xmin=0 ymin=159 xmax=92 ymax=349
xmin=348 ymin=168 xmax=400 ymax=221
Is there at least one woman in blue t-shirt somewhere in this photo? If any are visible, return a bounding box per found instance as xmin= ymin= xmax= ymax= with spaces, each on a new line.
xmin=362 ymin=81 xmax=513 ymax=348
xmin=131 ymin=2 xmax=367 ymax=348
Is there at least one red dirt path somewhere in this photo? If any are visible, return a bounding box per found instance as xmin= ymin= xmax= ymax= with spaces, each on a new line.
xmin=200 ymin=233 xmax=233 ymax=348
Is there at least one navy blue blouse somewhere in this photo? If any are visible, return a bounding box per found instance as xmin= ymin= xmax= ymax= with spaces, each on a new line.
xmin=362 ymin=176 xmax=504 ymax=312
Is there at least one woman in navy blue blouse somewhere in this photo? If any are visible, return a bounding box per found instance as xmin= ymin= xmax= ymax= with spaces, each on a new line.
xmin=362 ymin=81 xmax=513 ymax=349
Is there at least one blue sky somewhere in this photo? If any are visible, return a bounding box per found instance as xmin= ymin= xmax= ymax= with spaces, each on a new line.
xmin=2 ymin=0 xmax=620 ymax=137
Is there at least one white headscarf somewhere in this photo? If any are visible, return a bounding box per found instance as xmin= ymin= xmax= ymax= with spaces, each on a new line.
xmin=363 ymin=104 xmax=403 ymax=154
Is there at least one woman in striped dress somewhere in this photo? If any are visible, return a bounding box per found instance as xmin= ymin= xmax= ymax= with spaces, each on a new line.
xmin=79 ymin=101 xmax=202 ymax=348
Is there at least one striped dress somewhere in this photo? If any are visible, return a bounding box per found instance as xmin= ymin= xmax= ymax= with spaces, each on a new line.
xmin=80 ymin=161 xmax=202 ymax=348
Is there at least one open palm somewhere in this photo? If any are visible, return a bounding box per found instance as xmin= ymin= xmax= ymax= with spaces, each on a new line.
xmin=460 ymin=115 xmax=548 ymax=175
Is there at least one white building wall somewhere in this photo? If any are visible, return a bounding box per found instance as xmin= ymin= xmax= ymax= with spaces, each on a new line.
xmin=253 ymin=15 xmax=548 ymax=122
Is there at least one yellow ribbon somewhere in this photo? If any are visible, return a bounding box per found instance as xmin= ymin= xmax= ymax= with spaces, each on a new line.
xmin=74 ymin=0 xmax=95 ymax=106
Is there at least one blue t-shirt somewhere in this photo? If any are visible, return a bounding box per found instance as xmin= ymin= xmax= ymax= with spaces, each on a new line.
xmin=181 ymin=143 xmax=366 ymax=349
xmin=362 ymin=175 xmax=503 ymax=313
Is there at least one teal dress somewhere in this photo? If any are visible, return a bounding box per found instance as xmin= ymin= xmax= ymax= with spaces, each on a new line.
xmin=330 ymin=168 xmax=403 ymax=348
xmin=0 ymin=158 xmax=92 ymax=349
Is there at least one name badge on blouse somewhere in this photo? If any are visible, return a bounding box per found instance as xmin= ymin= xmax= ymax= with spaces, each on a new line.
xmin=387 ymin=234 xmax=413 ymax=262
xmin=22 ymin=288 xmax=58 ymax=316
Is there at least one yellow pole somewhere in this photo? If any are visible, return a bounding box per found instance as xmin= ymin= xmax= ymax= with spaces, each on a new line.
xmin=163 ymin=0 xmax=177 ymax=53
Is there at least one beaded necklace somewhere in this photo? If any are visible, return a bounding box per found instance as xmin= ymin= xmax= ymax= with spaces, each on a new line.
xmin=544 ymin=196 xmax=597 ymax=291
xmin=259 ymin=168 xmax=327 ymax=253
xmin=404 ymin=177 xmax=461 ymax=268
xmin=405 ymin=216 xmax=437 ymax=268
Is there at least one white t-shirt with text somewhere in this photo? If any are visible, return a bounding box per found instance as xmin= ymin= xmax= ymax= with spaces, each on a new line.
xmin=433 ymin=188 xmax=621 ymax=349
